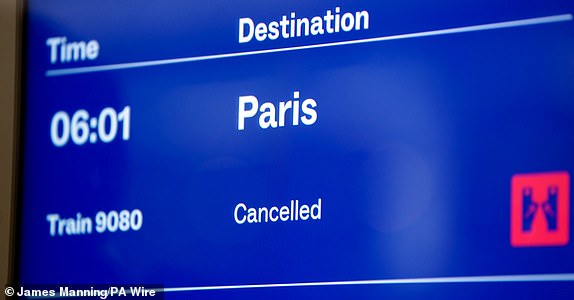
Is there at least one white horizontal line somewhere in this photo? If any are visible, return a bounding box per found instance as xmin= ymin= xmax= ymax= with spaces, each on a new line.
xmin=24 ymin=273 xmax=574 ymax=299
xmin=45 ymin=13 xmax=573 ymax=77
xmin=162 ymin=273 xmax=574 ymax=293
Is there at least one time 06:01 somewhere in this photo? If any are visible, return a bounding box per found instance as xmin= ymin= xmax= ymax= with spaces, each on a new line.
xmin=50 ymin=106 xmax=130 ymax=147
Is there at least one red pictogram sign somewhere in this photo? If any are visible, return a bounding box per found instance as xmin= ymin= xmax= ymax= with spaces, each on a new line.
xmin=511 ymin=172 xmax=570 ymax=247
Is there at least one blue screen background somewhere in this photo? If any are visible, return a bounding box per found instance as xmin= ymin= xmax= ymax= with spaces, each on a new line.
xmin=18 ymin=0 xmax=574 ymax=298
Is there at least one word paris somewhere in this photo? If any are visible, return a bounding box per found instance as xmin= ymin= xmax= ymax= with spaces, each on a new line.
xmin=238 ymin=91 xmax=317 ymax=130
xmin=239 ymin=7 xmax=370 ymax=43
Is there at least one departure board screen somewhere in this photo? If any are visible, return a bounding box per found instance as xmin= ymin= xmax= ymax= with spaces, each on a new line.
xmin=16 ymin=0 xmax=574 ymax=299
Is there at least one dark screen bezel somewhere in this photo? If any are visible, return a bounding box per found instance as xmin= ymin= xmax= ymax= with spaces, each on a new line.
xmin=9 ymin=0 xmax=28 ymax=287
